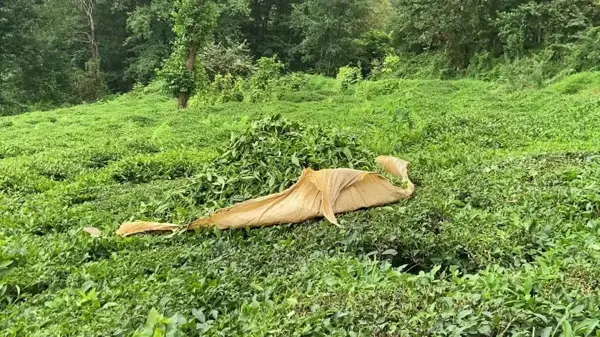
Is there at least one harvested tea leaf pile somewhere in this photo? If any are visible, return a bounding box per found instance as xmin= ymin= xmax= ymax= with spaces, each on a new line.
xmin=202 ymin=114 xmax=377 ymax=200
xmin=139 ymin=114 xmax=378 ymax=224
xmin=2 ymin=75 xmax=600 ymax=336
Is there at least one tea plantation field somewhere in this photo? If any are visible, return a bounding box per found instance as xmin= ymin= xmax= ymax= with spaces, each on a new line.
xmin=2 ymin=74 xmax=600 ymax=336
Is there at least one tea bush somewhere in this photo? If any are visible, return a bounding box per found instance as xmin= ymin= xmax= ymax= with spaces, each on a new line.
xmin=2 ymin=74 xmax=600 ymax=336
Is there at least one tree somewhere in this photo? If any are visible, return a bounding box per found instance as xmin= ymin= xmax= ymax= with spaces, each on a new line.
xmin=389 ymin=0 xmax=506 ymax=69
xmin=161 ymin=0 xmax=220 ymax=108
xmin=41 ymin=0 xmax=131 ymax=100
xmin=1 ymin=0 xmax=78 ymax=114
xmin=79 ymin=0 xmax=100 ymax=68
xmin=387 ymin=0 xmax=600 ymax=69
xmin=213 ymin=0 xmax=250 ymax=44
xmin=76 ymin=0 xmax=108 ymax=100
xmin=241 ymin=0 xmax=303 ymax=69
xmin=125 ymin=0 xmax=176 ymax=84
xmin=291 ymin=0 xmax=373 ymax=75
xmin=495 ymin=0 xmax=600 ymax=59
xmin=0 ymin=0 xmax=38 ymax=113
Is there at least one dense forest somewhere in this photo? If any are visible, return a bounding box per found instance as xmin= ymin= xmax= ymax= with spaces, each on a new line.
xmin=2 ymin=0 xmax=600 ymax=114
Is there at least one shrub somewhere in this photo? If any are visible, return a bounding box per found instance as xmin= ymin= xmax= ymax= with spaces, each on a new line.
xmin=249 ymin=56 xmax=285 ymax=91
xmin=547 ymin=72 xmax=600 ymax=95
xmin=247 ymin=56 xmax=285 ymax=102
xmin=355 ymin=79 xmax=402 ymax=100
xmin=276 ymin=72 xmax=310 ymax=92
xmin=371 ymin=54 xmax=402 ymax=79
xmin=190 ymin=74 xmax=245 ymax=107
xmin=73 ymin=60 xmax=109 ymax=103
xmin=493 ymin=49 xmax=564 ymax=90
xmin=356 ymin=30 xmax=394 ymax=76
xmin=336 ymin=65 xmax=363 ymax=91
xmin=129 ymin=80 xmax=171 ymax=98
xmin=201 ymin=41 xmax=255 ymax=80
xmin=189 ymin=56 xmax=285 ymax=107
xmin=381 ymin=55 xmax=401 ymax=76
xmin=369 ymin=52 xmax=456 ymax=80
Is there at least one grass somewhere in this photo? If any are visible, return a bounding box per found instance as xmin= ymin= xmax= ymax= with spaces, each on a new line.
xmin=1 ymin=73 xmax=600 ymax=336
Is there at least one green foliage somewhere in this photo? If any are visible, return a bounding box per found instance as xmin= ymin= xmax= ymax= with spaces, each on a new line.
xmin=5 ymin=0 xmax=600 ymax=113
xmin=495 ymin=0 xmax=600 ymax=59
xmin=0 ymin=0 xmax=79 ymax=114
xmin=74 ymin=59 xmax=109 ymax=102
xmin=112 ymin=152 xmax=202 ymax=184
xmin=246 ymin=56 xmax=284 ymax=102
xmin=0 ymin=76 xmax=599 ymax=309
xmin=566 ymin=27 xmax=600 ymax=72
xmin=370 ymin=52 xmax=455 ymax=80
xmin=370 ymin=54 xmax=400 ymax=79
xmin=191 ymin=55 xmax=285 ymax=106
xmin=189 ymin=73 xmax=245 ymax=107
xmin=276 ymin=72 xmax=311 ymax=92
xmin=390 ymin=0 xmax=600 ymax=71
xmin=291 ymin=0 xmax=374 ymax=75
xmin=495 ymin=50 xmax=556 ymax=90
xmin=381 ymin=55 xmax=401 ymax=77
xmin=389 ymin=0 xmax=499 ymax=68
xmin=201 ymin=40 xmax=255 ymax=79
xmin=272 ymin=73 xmax=334 ymax=102
xmin=249 ymin=56 xmax=284 ymax=91
xmin=160 ymin=0 xmax=220 ymax=99
xmin=189 ymin=59 xmax=328 ymax=107
xmin=159 ymin=48 xmax=199 ymax=97
xmin=171 ymin=0 xmax=220 ymax=46
xmin=336 ymin=65 xmax=363 ymax=91
xmin=133 ymin=308 xmax=186 ymax=337
xmin=125 ymin=0 xmax=176 ymax=85
xmin=547 ymin=72 xmax=600 ymax=95
xmin=356 ymin=30 xmax=393 ymax=76
xmin=241 ymin=0 xmax=302 ymax=68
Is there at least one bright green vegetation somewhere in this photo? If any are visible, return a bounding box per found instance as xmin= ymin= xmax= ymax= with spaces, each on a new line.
xmin=2 ymin=74 xmax=600 ymax=336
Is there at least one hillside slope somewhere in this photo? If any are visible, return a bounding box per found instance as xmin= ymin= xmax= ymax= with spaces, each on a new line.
xmin=2 ymin=76 xmax=600 ymax=336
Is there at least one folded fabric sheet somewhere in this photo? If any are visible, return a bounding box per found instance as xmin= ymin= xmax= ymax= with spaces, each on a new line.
xmin=116 ymin=155 xmax=414 ymax=237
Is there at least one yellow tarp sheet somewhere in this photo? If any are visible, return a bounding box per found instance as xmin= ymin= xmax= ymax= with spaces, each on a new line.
xmin=116 ymin=156 xmax=414 ymax=236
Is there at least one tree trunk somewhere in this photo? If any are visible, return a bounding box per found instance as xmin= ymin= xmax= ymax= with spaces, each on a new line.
xmin=80 ymin=0 xmax=102 ymax=100
xmin=178 ymin=42 xmax=198 ymax=109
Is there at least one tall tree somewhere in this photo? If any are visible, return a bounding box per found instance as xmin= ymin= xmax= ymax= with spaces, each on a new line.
xmin=77 ymin=0 xmax=107 ymax=100
xmin=161 ymin=0 xmax=220 ymax=108
xmin=79 ymin=0 xmax=100 ymax=66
